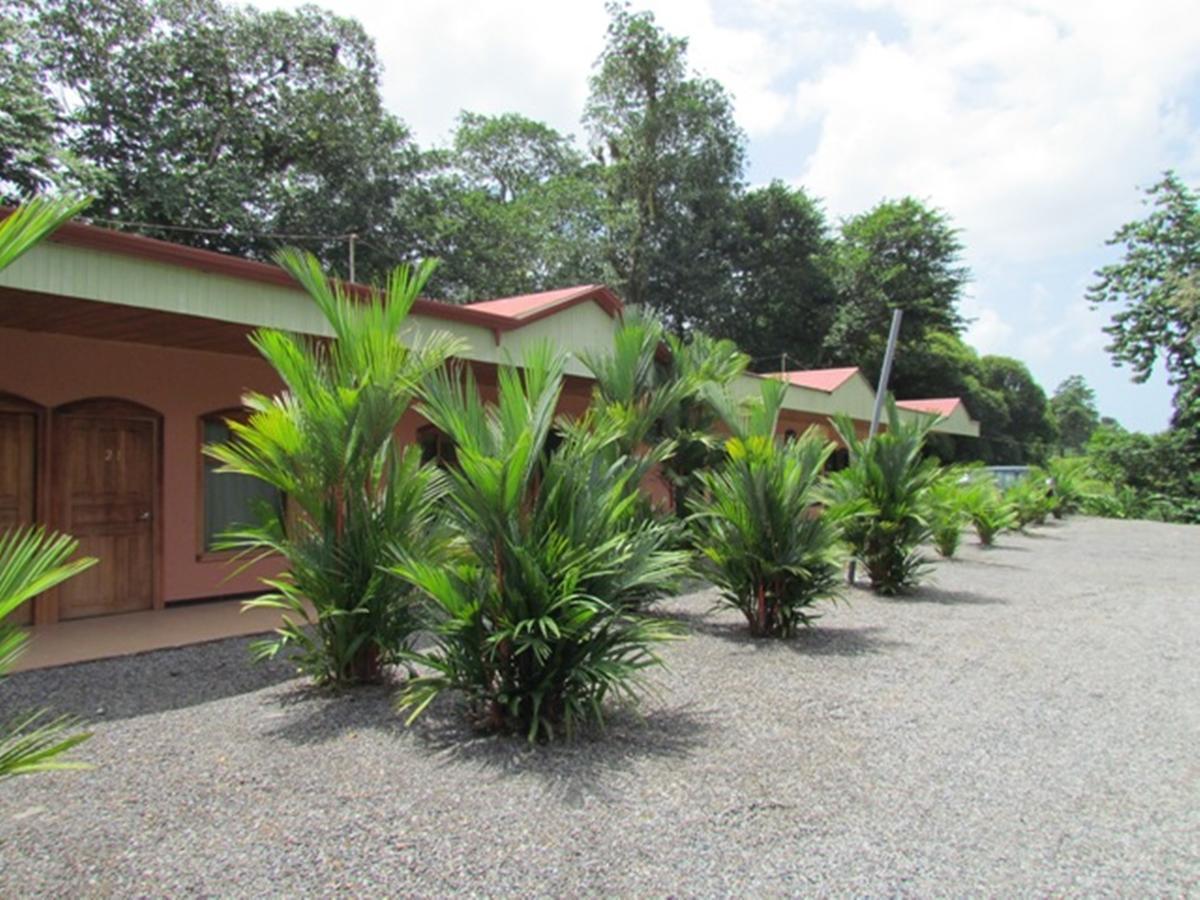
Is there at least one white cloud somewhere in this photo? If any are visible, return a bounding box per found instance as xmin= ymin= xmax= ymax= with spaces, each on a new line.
xmin=790 ymin=0 xmax=1200 ymax=262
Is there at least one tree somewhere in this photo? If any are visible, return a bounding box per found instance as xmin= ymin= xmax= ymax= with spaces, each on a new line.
xmin=690 ymin=379 xmax=842 ymax=638
xmin=584 ymin=2 xmax=745 ymax=331
xmin=977 ymin=355 xmax=1056 ymax=462
xmin=24 ymin=0 xmax=421 ymax=279
xmin=208 ymin=251 xmax=462 ymax=685
xmin=710 ymin=182 xmax=838 ymax=370
xmin=1088 ymin=171 xmax=1200 ymax=431
xmin=416 ymin=112 xmax=610 ymax=300
xmin=0 ymin=13 xmax=100 ymax=200
xmin=0 ymin=197 xmax=97 ymax=781
xmin=823 ymin=197 xmax=968 ymax=394
xmin=1050 ymin=375 xmax=1100 ymax=453
xmin=393 ymin=345 xmax=687 ymax=740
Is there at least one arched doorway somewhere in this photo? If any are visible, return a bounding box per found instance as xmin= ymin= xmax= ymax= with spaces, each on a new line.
xmin=52 ymin=398 xmax=161 ymax=619
xmin=0 ymin=393 xmax=42 ymax=624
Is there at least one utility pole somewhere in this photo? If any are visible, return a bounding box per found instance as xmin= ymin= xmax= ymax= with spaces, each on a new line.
xmin=348 ymin=233 xmax=358 ymax=283
xmin=869 ymin=308 xmax=904 ymax=438
xmin=850 ymin=307 xmax=904 ymax=586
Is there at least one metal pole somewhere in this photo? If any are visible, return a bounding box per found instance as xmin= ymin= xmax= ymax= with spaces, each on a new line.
xmin=348 ymin=233 xmax=357 ymax=283
xmin=849 ymin=307 xmax=904 ymax=586
xmin=869 ymin=308 xmax=904 ymax=438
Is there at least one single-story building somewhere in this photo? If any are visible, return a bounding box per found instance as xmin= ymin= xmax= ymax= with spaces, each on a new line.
xmin=0 ymin=217 xmax=978 ymax=627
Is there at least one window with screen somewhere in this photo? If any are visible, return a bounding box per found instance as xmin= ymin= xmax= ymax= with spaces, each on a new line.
xmin=201 ymin=413 xmax=284 ymax=553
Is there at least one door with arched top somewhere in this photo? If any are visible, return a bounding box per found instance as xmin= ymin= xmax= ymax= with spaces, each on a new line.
xmin=53 ymin=399 xmax=159 ymax=619
xmin=0 ymin=395 xmax=39 ymax=625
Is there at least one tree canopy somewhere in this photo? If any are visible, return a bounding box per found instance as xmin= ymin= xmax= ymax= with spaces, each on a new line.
xmin=0 ymin=0 xmax=1083 ymax=466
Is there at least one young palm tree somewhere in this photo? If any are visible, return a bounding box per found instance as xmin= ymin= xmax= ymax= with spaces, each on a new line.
xmin=826 ymin=400 xmax=941 ymax=595
xmin=961 ymin=480 xmax=1017 ymax=546
xmin=0 ymin=197 xmax=96 ymax=782
xmin=393 ymin=344 xmax=688 ymax=741
xmin=580 ymin=315 xmax=749 ymax=516
xmin=690 ymin=378 xmax=843 ymax=637
xmin=0 ymin=195 xmax=91 ymax=269
xmin=0 ymin=531 xmax=97 ymax=781
xmin=208 ymin=250 xmax=462 ymax=685
xmin=927 ymin=469 xmax=970 ymax=558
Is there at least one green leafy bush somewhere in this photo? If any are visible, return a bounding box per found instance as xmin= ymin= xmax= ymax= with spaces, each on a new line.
xmin=1005 ymin=471 xmax=1056 ymax=528
xmin=1046 ymin=456 xmax=1103 ymax=517
xmin=690 ymin=379 xmax=842 ymax=637
xmin=926 ymin=471 xmax=969 ymax=558
xmin=0 ymin=527 xmax=96 ymax=780
xmin=208 ymin=251 xmax=461 ymax=685
xmin=393 ymin=346 xmax=688 ymax=741
xmin=961 ymin=480 xmax=1017 ymax=546
xmin=825 ymin=401 xmax=940 ymax=595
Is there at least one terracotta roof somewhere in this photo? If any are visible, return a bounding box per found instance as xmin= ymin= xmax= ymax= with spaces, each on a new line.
xmin=896 ymin=398 xmax=962 ymax=417
xmin=465 ymin=285 xmax=621 ymax=321
xmin=25 ymin=213 xmax=624 ymax=334
xmin=770 ymin=367 xmax=861 ymax=393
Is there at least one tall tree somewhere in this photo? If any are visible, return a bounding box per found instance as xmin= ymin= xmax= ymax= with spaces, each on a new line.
xmin=1088 ymin=171 xmax=1200 ymax=431
xmin=823 ymin=197 xmax=969 ymax=394
xmin=23 ymin=0 xmax=420 ymax=279
xmin=584 ymin=2 xmax=745 ymax=331
xmin=1049 ymin=375 xmax=1100 ymax=453
xmin=416 ymin=112 xmax=610 ymax=300
xmin=711 ymin=182 xmax=838 ymax=370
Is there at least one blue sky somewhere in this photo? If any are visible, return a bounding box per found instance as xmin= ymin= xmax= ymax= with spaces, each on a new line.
xmin=250 ymin=0 xmax=1200 ymax=432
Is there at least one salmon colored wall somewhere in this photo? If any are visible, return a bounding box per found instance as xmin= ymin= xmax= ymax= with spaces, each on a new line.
xmin=0 ymin=326 xmax=284 ymax=604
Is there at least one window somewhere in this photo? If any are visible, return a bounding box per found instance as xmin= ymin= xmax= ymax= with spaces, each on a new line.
xmin=201 ymin=414 xmax=284 ymax=553
xmin=417 ymin=424 xmax=457 ymax=468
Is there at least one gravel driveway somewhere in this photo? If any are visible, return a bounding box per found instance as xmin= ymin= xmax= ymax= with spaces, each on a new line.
xmin=1 ymin=516 xmax=1197 ymax=896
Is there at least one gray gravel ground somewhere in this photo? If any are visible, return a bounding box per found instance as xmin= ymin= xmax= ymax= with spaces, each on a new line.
xmin=1 ymin=515 xmax=1197 ymax=897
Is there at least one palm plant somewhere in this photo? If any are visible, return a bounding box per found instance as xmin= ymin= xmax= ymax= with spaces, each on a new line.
xmin=825 ymin=400 xmax=941 ymax=595
xmin=1046 ymin=456 xmax=1103 ymax=517
xmin=0 ymin=528 xmax=97 ymax=780
xmin=0 ymin=195 xmax=91 ymax=269
xmin=1006 ymin=471 xmax=1056 ymax=528
xmin=961 ymin=480 xmax=1017 ymax=546
xmin=208 ymin=250 xmax=462 ymax=685
xmin=0 ymin=196 xmax=96 ymax=781
xmin=393 ymin=344 xmax=688 ymax=741
xmin=927 ymin=470 xmax=970 ymax=558
xmin=580 ymin=315 xmax=748 ymax=517
xmin=690 ymin=378 xmax=842 ymax=637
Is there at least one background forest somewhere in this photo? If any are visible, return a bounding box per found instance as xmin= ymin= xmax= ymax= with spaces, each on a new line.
xmin=2 ymin=0 xmax=1196 ymax=517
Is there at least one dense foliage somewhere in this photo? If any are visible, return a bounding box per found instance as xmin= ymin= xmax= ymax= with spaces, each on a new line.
xmin=826 ymin=402 xmax=941 ymax=595
xmin=690 ymin=380 xmax=842 ymax=637
xmin=393 ymin=346 xmax=687 ymax=740
xmin=0 ymin=197 xmax=96 ymax=781
xmin=208 ymin=251 xmax=461 ymax=685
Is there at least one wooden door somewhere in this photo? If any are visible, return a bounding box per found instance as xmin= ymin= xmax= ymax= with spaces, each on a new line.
xmin=55 ymin=406 xmax=157 ymax=619
xmin=0 ymin=410 xmax=37 ymax=625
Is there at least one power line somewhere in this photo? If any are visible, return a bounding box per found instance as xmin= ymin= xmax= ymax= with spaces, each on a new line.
xmin=86 ymin=215 xmax=357 ymax=242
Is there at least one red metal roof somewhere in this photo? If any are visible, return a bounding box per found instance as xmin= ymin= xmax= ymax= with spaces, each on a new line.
xmin=897 ymin=398 xmax=962 ymax=417
xmin=26 ymin=213 xmax=624 ymax=334
xmin=465 ymin=285 xmax=621 ymax=320
xmin=771 ymin=367 xmax=861 ymax=393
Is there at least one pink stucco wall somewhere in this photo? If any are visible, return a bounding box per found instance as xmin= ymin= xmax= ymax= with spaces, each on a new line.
xmin=0 ymin=326 xmax=284 ymax=604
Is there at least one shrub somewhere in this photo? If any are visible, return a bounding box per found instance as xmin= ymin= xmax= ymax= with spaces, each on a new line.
xmin=0 ymin=527 xmax=96 ymax=780
xmin=393 ymin=345 xmax=688 ymax=741
xmin=926 ymin=471 xmax=969 ymax=558
xmin=690 ymin=379 xmax=842 ymax=637
xmin=826 ymin=400 xmax=941 ymax=595
xmin=1046 ymin=456 xmax=1104 ymax=517
xmin=961 ymin=480 xmax=1017 ymax=545
xmin=1006 ymin=471 xmax=1056 ymax=528
xmin=580 ymin=315 xmax=749 ymax=518
xmin=208 ymin=251 xmax=461 ymax=685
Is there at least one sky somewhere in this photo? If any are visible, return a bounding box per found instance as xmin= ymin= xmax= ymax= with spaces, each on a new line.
xmin=249 ymin=0 xmax=1200 ymax=432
